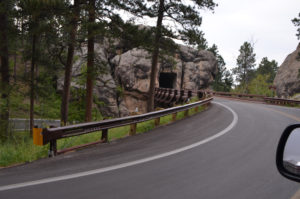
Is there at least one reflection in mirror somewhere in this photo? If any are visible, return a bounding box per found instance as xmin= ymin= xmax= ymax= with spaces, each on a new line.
xmin=284 ymin=128 xmax=300 ymax=175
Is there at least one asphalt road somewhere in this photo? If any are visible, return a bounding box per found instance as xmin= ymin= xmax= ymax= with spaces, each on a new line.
xmin=1 ymin=98 xmax=300 ymax=198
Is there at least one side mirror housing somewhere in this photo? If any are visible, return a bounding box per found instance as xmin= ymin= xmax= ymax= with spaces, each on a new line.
xmin=276 ymin=124 xmax=300 ymax=182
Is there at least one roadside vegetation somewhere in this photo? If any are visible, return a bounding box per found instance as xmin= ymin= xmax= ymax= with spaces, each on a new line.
xmin=212 ymin=41 xmax=278 ymax=97
xmin=213 ymin=11 xmax=300 ymax=96
xmin=0 ymin=103 xmax=205 ymax=167
xmin=0 ymin=0 xmax=214 ymax=167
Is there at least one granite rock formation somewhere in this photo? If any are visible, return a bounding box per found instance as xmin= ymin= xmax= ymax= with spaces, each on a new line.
xmin=58 ymin=42 xmax=218 ymax=117
xmin=274 ymin=43 xmax=300 ymax=98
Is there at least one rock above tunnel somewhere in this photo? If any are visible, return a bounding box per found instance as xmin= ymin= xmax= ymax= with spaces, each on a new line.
xmin=112 ymin=46 xmax=217 ymax=113
xmin=274 ymin=43 xmax=300 ymax=98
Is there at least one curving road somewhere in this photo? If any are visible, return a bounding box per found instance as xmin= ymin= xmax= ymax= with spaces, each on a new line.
xmin=1 ymin=98 xmax=300 ymax=198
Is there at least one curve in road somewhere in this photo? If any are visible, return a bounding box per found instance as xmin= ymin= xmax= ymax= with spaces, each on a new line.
xmin=0 ymin=102 xmax=237 ymax=191
xmin=0 ymin=98 xmax=300 ymax=199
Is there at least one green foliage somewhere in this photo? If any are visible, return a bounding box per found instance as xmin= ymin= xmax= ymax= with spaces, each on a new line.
xmin=292 ymin=13 xmax=300 ymax=40
xmin=0 ymin=103 xmax=205 ymax=167
xmin=121 ymin=0 xmax=216 ymax=50
xmin=256 ymin=57 xmax=278 ymax=83
xmin=0 ymin=132 xmax=48 ymax=167
xmin=208 ymin=44 xmax=233 ymax=92
xmin=248 ymin=74 xmax=275 ymax=97
xmin=233 ymin=56 xmax=278 ymax=96
xmin=232 ymin=41 xmax=256 ymax=93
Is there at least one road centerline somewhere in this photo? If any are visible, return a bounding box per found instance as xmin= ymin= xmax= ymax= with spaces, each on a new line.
xmin=263 ymin=106 xmax=300 ymax=122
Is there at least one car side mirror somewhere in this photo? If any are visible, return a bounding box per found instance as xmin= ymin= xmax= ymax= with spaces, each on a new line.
xmin=276 ymin=124 xmax=300 ymax=182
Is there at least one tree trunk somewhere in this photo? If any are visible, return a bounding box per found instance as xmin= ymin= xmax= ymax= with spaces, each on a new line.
xmin=60 ymin=0 xmax=80 ymax=126
xmin=85 ymin=0 xmax=95 ymax=122
xmin=0 ymin=3 xmax=10 ymax=141
xmin=13 ymin=52 xmax=17 ymax=83
xmin=147 ymin=0 xmax=165 ymax=112
xmin=30 ymin=32 xmax=37 ymax=137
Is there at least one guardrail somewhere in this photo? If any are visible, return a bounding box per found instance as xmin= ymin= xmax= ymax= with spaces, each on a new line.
xmin=154 ymin=88 xmax=206 ymax=107
xmin=205 ymin=90 xmax=300 ymax=106
xmin=205 ymin=90 xmax=265 ymax=101
xmin=34 ymin=94 xmax=213 ymax=157
xmin=264 ymin=97 xmax=300 ymax=106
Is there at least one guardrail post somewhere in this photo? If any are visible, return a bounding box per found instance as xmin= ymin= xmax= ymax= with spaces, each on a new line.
xmin=184 ymin=109 xmax=189 ymax=117
xmin=101 ymin=118 xmax=108 ymax=142
xmin=172 ymin=113 xmax=177 ymax=121
xmin=155 ymin=117 xmax=160 ymax=127
xmin=194 ymin=106 xmax=199 ymax=112
xmin=130 ymin=123 xmax=137 ymax=136
xmin=129 ymin=112 xmax=138 ymax=136
xmin=101 ymin=129 xmax=108 ymax=142
xmin=48 ymin=125 xmax=57 ymax=157
xmin=49 ymin=140 xmax=57 ymax=157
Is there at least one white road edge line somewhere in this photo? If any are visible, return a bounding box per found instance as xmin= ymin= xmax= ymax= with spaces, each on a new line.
xmin=0 ymin=102 xmax=238 ymax=191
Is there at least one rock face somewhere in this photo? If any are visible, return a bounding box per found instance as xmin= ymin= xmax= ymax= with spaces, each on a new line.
xmin=112 ymin=46 xmax=217 ymax=113
xmin=274 ymin=43 xmax=300 ymax=98
xmin=58 ymin=42 xmax=217 ymax=117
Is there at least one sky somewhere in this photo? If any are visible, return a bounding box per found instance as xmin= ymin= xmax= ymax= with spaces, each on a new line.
xmin=200 ymin=0 xmax=300 ymax=70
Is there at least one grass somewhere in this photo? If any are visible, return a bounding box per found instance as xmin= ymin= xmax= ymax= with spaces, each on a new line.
xmin=0 ymin=104 xmax=205 ymax=167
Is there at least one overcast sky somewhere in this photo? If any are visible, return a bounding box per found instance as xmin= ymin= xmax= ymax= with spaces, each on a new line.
xmin=200 ymin=0 xmax=300 ymax=70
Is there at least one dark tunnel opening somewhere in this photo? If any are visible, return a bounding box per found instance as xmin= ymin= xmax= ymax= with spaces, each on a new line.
xmin=159 ymin=72 xmax=177 ymax=89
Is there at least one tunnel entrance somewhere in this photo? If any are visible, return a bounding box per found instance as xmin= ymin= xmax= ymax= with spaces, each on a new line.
xmin=159 ymin=72 xmax=177 ymax=89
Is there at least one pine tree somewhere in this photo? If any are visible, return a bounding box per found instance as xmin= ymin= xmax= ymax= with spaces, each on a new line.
xmin=208 ymin=44 xmax=233 ymax=92
xmin=18 ymin=0 xmax=64 ymax=135
xmin=0 ymin=0 xmax=14 ymax=141
xmin=292 ymin=13 xmax=300 ymax=40
xmin=233 ymin=41 xmax=256 ymax=93
xmin=60 ymin=0 xmax=81 ymax=125
xmin=256 ymin=57 xmax=278 ymax=83
xmin=129 ymin=0 xmax=218 ymax=112
xmin=85 ymin=0 xmax=95 ymax=122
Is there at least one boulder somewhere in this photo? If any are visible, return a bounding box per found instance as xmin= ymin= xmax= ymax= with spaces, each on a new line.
xmin=112 ymin=48 xmax=152 ymax=113
xmin=274 ymin=43 xmax=300 ymax=98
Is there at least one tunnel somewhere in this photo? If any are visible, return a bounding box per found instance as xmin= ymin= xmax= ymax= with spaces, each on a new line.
xmin=159 ymin=72 xmax=177 ymax=89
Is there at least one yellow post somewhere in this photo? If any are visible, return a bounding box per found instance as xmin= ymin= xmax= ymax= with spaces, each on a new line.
xmin=33 ymin=128 xmax=43 ymax=146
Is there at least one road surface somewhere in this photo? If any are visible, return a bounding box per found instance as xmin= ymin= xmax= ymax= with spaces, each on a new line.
xmin=0 ymin=98 xmax=300 ymax=198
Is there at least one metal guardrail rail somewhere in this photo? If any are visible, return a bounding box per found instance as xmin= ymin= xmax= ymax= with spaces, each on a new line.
xmin=34 ymin=94 xmax=213 ymax=157
xmin=154 ymin=88 xmax=206 ymax=107
xmin=264 ymin=97 xmax=300 ymax=106
xmin=205 ymin=90 xmax=300 ymax=106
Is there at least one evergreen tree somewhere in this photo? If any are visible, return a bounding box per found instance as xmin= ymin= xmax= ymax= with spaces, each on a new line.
xmin=85 ymin=0 xmax=95 ymax=122
xmin=127 ymin=0 xmax=217 ymax=112
xmin=292 ymin=13 xmax=300 ymax=40
xmin=223 ymin=70 xmax=233 ymax=92
xmin=0 ymin=0 xmax=15 ymax=141
xmin=256 ymin=57 xmax=278 ymax=83
xmin=208 ymin=44 xmax=233 ymax=92
xmin=233 ymin=41 xmax=256 ymax=93
xmin=18 ymin=0 xmax=64 ymax=135
xmin=60 ymin=0 xmax=81 ymax=125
